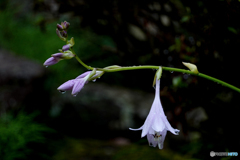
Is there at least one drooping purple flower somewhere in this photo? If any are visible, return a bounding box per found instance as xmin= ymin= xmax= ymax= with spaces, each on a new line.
xmin=57 ymin=70 xmax=104 ymax=96
xmin=130 ymin=78 xmax=179 ymax=149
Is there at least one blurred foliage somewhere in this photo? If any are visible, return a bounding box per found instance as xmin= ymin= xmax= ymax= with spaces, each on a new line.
xmin=52 ymin=137 xmax=198 ymax=160
xmin=0 ymin=112 xmax=54 ymax=160
xmin=0 ymin=0 xmax=118 ymax=91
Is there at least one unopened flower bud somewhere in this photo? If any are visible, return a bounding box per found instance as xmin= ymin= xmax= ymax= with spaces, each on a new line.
xmin=51 ymin=53 xmax=64 ymax=58
xmin=43 ymin=57 xmax=61 ymax=67
xmin=56 ymin=29 xmax=67 ymax=41
xmin=62 ymin=51 xmax=75 ymax=59
xmin=62 ymin=44 xmax=71 ymax=51
xmin=182 ymin=62 xmax=199 ymax=74
xmin=57 ymin=24 xmax=63 ymax=31
xmin=57 ymin=69 xmax=102 ymax=97
xmin=62 ymin=38 xmax=75 ymax=51
xmin=56 ymin=21 xmax=70 ymax=41
xmin=61 ymin=30 xmax=68 ymax=38
xmin=62 ymin=21 xmax=70 ymax=30
xmin=57 ymin=21 xmax=70 ymax=31
xmin=52 ymin=51 xmax=74 ymax=60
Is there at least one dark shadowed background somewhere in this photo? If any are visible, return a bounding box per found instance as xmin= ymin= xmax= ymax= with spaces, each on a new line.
xmin=0 ymin=0 xmax=239 ymax=159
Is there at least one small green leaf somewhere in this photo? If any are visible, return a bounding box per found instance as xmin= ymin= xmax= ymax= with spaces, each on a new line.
xmin=173 ymin=76 xmax=182 ymax=87
xmin=227 ymin=27 xmax=238 ymax=34
xmin=181 ymin=16 xmax=190 ymax=22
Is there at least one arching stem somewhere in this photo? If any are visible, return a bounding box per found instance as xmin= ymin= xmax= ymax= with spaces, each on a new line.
xmin=73 ymin=49 xmax=240 ymax=93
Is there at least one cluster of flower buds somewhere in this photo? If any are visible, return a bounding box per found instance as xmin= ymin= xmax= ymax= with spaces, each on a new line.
xmin=56 ymin=21 xmax=70 ymax=41
xmin=44 ymin=21 xmax=105 ymax=95
xmin=43 ymin=21 xmax=76 ymax=67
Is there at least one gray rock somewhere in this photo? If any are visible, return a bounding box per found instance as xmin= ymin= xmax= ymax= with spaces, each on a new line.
xmin=185 ymin=107 xmax=208 ymax=128
xmin=0 ymin=49 xmax=45 ymax=115
xmin=50 ymin=82 xmax=155 ymax=130
xmin=0 ymin=49 xmax=44 ymax=82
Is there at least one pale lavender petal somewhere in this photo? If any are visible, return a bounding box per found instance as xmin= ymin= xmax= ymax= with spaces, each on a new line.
xmin=154 ymin=79 xmax=179 ymax=134
xmin=52 ymin=53 xmax=63 ymax=58
xmin=155 ymin=78 xmax=160 ymax=95
xmin=140 ymin=99 xmax=158 ymax=137
xmin=162 ymin=115 xmax=180 ymax=135
xmin=76 ymin=71 xmax=91 ymax=79
xmin=57 ymin=80 xmax=75 ymax=91
xmin=152 ymin=114 xmax=165 ymax=132
xmin=151 ymin=94 xmax=165 ymax=132
xmin=141 ymin=113 xmax=155 ymax=137
xmin=147 ymin=134 xmax=158 ymax=147
xmin=141 ymin=90 xmax=163 ymax=137
xmin=158 ymin=129 xmax=167 ymax=149
xmin=43 ymin=57 xmax=59 ymax=66
xmin=129 ymin=125 xmax=143 ymax=131
xmin=157 ymin=100 xmax=166 ymax=115
xmin=154 ymin=79 xmax=165 ymax=114
xmin=148 ymin=127 xmax=155 ymax=135
xmin=71 ymin=78 xmax=88 ymax=95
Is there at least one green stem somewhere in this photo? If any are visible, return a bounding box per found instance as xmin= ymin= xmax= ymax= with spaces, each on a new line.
xmin=197 ymin=73 xmax=240 ymax=93
xmin=73 ymin=52 xmax=240 ymax=93
xmin=163 ymin=67 xmax=240 ymax=93
xmin=71 ymin=49 xmax=94 ymax=70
